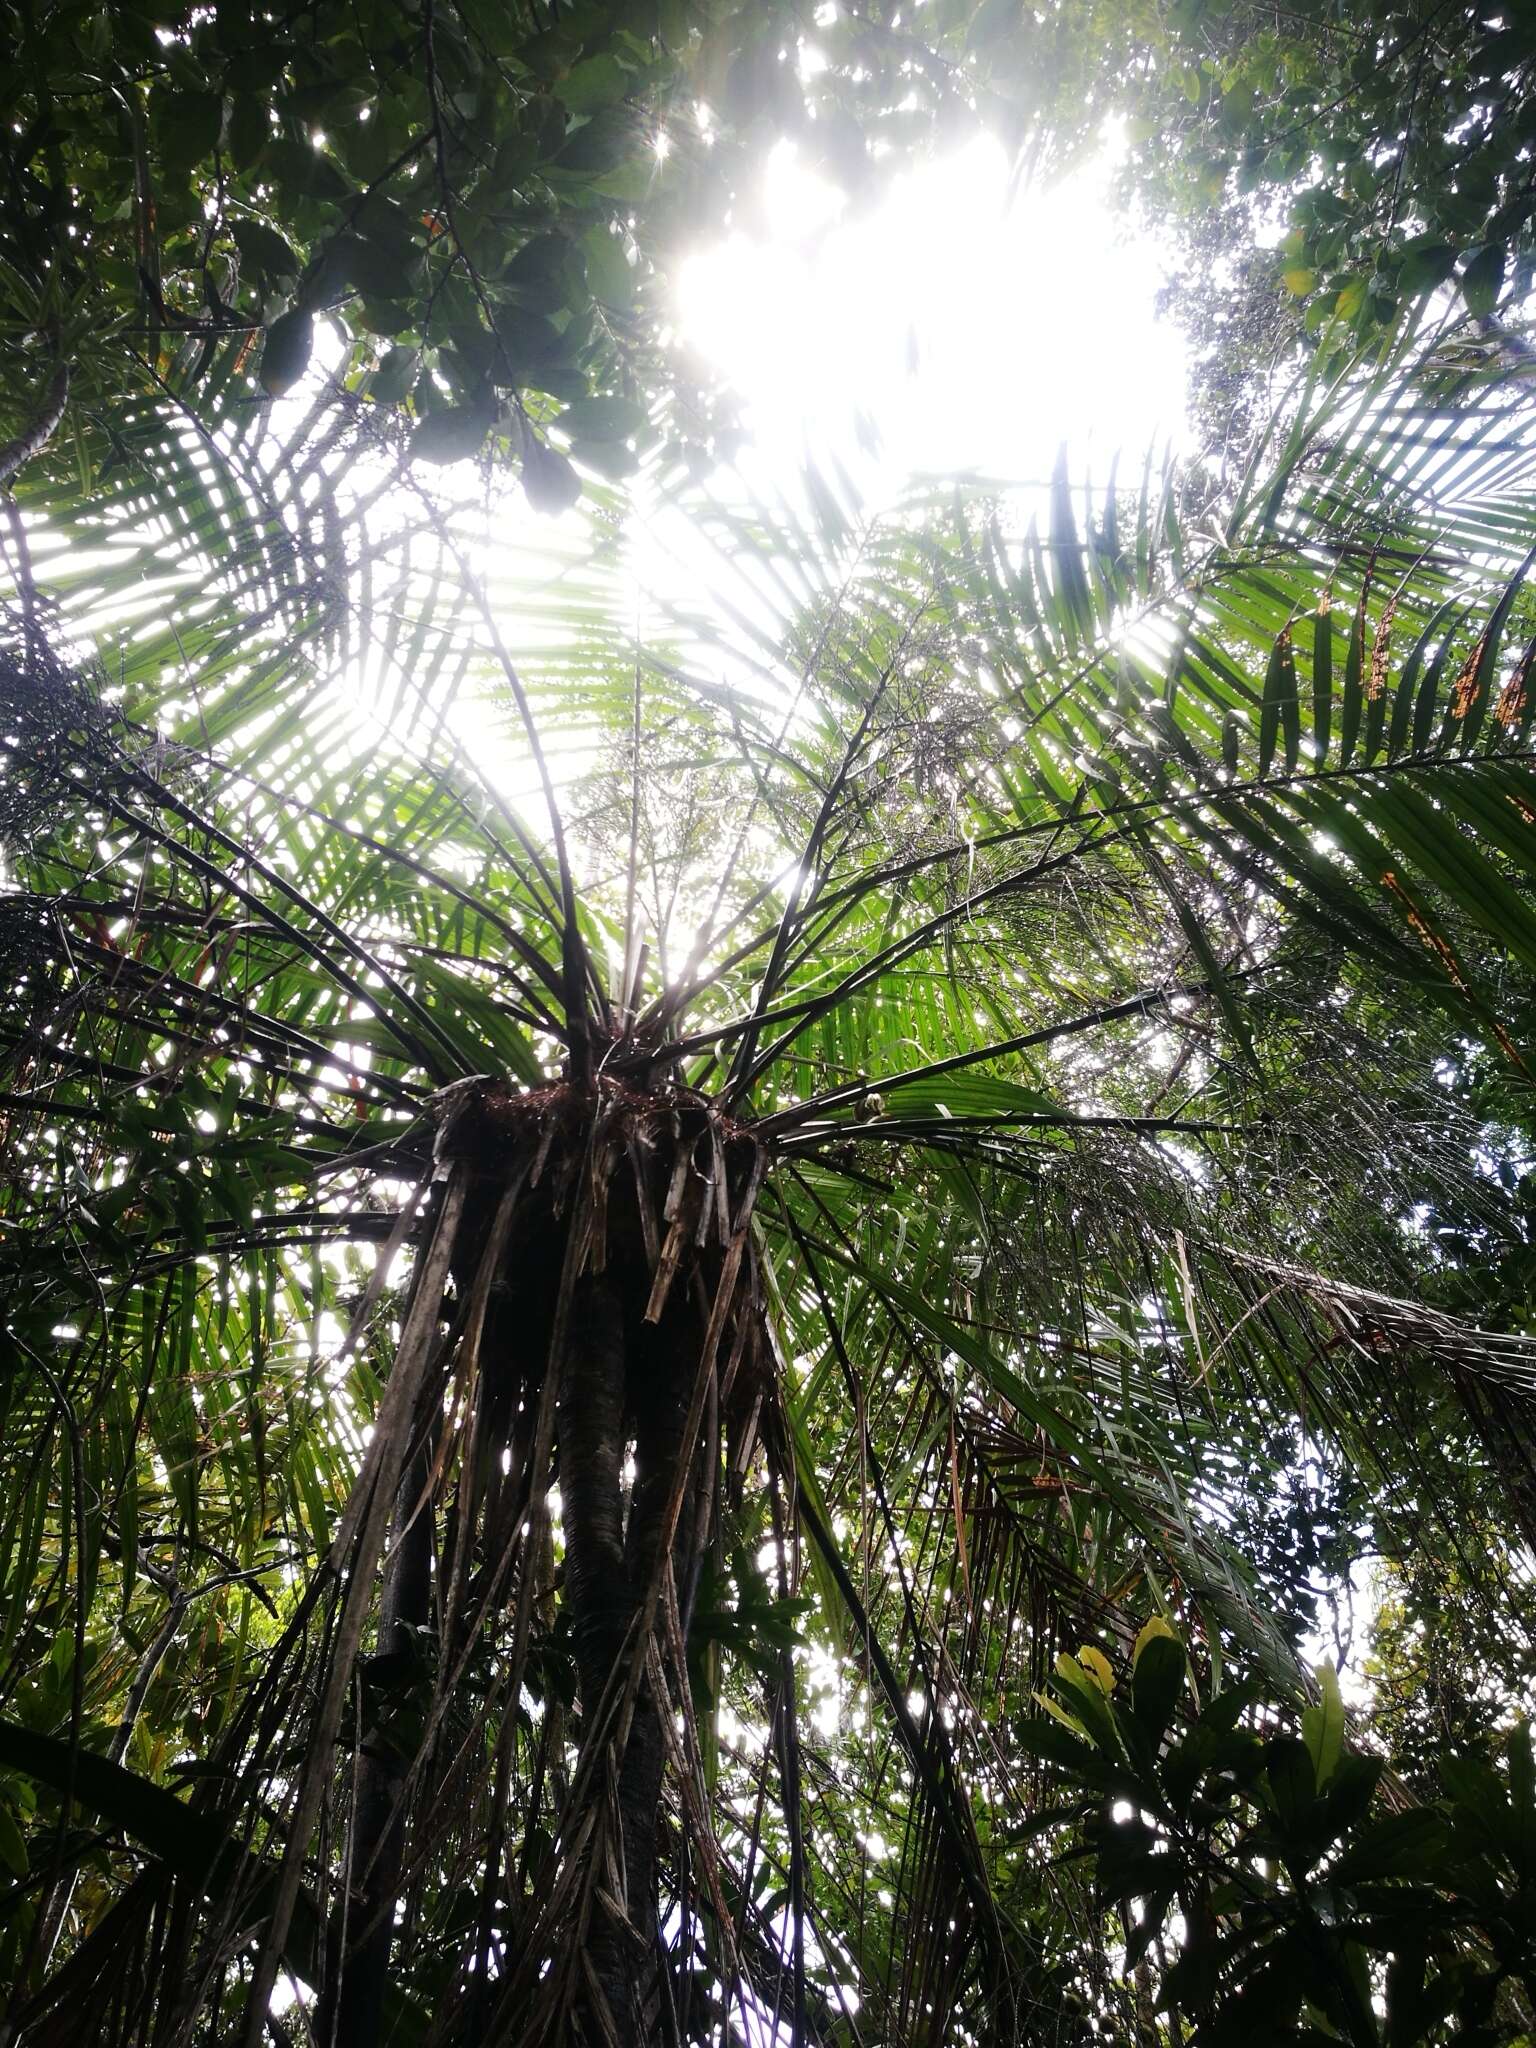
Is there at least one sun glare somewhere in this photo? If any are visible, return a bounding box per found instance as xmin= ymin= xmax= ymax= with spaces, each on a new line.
xmin=678 ymin=132 xmax=1190 ymax=489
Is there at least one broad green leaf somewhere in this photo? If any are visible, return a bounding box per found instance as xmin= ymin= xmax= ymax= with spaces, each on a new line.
xmin=1302 ymin=1662 xmax=1345 ymax=1792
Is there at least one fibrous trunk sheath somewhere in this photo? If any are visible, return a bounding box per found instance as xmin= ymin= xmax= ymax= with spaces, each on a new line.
xmin=329 ymin=1432 xmax=436 ymax=2048
xmin=559 ymin=1268 xmax=706 ymax=2043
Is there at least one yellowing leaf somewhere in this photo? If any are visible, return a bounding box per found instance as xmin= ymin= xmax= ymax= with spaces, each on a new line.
xmin=1076 ymin=1646 xmax=1115 ymax=1695
xmin=1282 ymin=267 xmax=1316 ymax=297
xmin=1033 ymin=1689 xmax=1087 ymax=1738
xmin=1132 ymin=1616 xmax=1181 ymax=1669
xmin=1334 ymin=277 xmax=1367 ymax=320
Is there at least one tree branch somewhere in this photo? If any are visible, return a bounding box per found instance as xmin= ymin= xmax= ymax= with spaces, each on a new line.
xmin=0 ymin=361 xmax=69 ymax=489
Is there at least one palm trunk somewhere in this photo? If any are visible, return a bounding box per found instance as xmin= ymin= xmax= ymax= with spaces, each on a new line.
xmin=327 ymin=1434 xmax=435 ymax=2048
xmin=305 ymin=1096 xmax=755 ymax=2048
xmin=553 ymin=1249 xmax=715 ymax=2044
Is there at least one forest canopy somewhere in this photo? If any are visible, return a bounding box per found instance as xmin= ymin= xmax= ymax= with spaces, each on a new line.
xmin=2 ymin=4 xmax=1536 ymax=2046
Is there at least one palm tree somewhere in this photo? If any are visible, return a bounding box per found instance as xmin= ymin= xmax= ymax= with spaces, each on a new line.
xmin=2 ymin=313 xmax=1535 ymax=2046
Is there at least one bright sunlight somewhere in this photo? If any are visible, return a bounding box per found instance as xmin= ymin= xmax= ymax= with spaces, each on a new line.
xmin=678 ymin=132 xmax=1189 ymax=486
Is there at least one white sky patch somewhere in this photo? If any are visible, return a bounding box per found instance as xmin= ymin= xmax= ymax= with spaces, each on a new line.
xmin=438 ymin=134 xmax=1196 ymax=833
xmin=278 ymin=130 xmax=1195 ymax=829
xmin=678 ymin=131 xmax=1190 ymax=490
